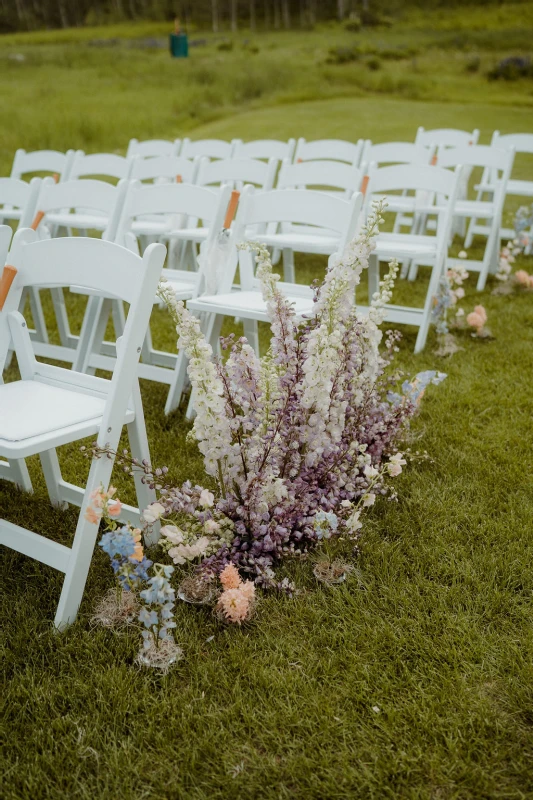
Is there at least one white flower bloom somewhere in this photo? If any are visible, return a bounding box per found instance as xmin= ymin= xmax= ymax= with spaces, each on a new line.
xmin=362 ymin=492 xmax=376 ymax=507
xmin=199 ymin=489 xmax=215 ymax=508
xmin=160 ymin=524 xmax=184 ymax=544
xmin=142 ymin=502 xmax=165 ymax=524
xmin=364 ymin=465 xmax=379 ymax=479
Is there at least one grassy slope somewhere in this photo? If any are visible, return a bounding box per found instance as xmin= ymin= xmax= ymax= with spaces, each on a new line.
xmin=2 ymin=8 xmax=533 ymax=799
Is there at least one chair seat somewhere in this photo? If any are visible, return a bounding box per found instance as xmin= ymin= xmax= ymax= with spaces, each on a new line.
xmin=258 ymin=232 xmax=340 ymax=255
xmin=0 ymin=208 xmax=22 ymax=221
xmin=454 ymin=199 xmax=494 ymax=218
xmin=374 ymin=233 xmax=437 ymax=260
xmin=0 ymin=380 xmax=134 ymax=457
xmin=131 ymin=220 xmax=209 ymax=243
xmin=188 ymin=289 xmax=316 ymax=322
xmin=507 ymin=179 xmax=533 ymax=197
xmin=46 ymin=212 xmax=109 ymax=230
xmin=161 ymin=269 xmax=197 ymax=301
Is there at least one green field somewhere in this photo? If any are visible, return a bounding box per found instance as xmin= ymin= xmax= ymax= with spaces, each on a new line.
xmin=2 ymin=6 xmax=533 ymax=799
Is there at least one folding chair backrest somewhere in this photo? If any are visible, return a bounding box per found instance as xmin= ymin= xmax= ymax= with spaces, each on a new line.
xmin=126 ymin=138 xmax=181 ymax=158
xmin=10 ymin=149 xmax=75 ymax=181
xmin=0 ymin=177 xmax=41 ymax=228
xmin=115 ymin=181 xmax=231 ymax=249
xmin=180 ymin=138 xmax=236 ymax=160
xmin=415 ymin=127 xmax=480 ymax=148
xmin=294 ymin=138 xmax=364 ymax=166
xmin=491 ymin=131 xmax=533 ymax=155
xmin=69 ymin=151 xmax=134 ymax=182
xmin=130 ymin=155 xmax=199 ymax=184
xmin=0 ymin=233 xmax=165 ymax=424
xmin=196 ymin=157 xmax=278 ymax=191
xmin=33 ymin=178 xmax=128 ymax=241
xmin=233 ymin=139 xmax=296 ymax=162
xmin=277 ymin=158 xmax=363 ymax=196
xmin=437 ymin=144 xmax=515 ymax=181
xmin=366 ymin=163 xmax=462 ymax=248
xmin=360 ymin=141 xmax=435 ymax=168
xmin=231 ymin=186 xmax=363 ymax=292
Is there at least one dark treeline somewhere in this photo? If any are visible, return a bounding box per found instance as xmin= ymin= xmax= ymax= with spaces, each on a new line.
xmin=0 ymin=0 xmax=520 ymax=34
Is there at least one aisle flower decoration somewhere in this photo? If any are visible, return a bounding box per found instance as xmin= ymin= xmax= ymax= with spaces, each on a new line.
xmin=494 ymin=204 xmax=533 ymax=293
xmin=90 ymin=201 xmax=446 ymax=623
xmin=432 ymin=264 xmax=469 ymax=356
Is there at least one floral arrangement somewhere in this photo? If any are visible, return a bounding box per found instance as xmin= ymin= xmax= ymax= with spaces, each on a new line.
xmin=89 ymin=201 xmax=445 ymax=629
xmin=216 ymin=564 xmax=256 ymax=623
xmin=493 ymin=204 xmax=533 ymax=292
xmin=466 ymin=304 xmax=490 ymax=337
xmin=86 ymin=489 xmax=182 ymax=670
xmin=431 ymin=264 xmax=469 ymax=356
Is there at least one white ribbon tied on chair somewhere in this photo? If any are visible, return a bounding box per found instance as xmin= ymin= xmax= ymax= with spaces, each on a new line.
xmin=199 ymin=228 xmax=232 ymax=297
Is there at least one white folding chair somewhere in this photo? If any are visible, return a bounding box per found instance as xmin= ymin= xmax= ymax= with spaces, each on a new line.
xmin=10 ymin=148 xmax=76 ymax=184
xmin=294 ymin=138 xmax=365 ymax=166
xmin=437 ymin=144 xmax=515 ymax=289
xmin=69 ymin=151 xmax=134 ymax=183
xmin=277 ymin=158 xmax=363 ymax=199
xmin=126 ymin=138 xmax=181 ymax=158
xmin=415 ymin=127 xmax=480 ymax=149
xmin=78 ymin=182 xmax=234 ymax=415
xmin=359 ymin=142 xmax=437 ymax=235
xmin=467 ymin=132 xmax=533 ymax=244
xmin=180 ymin=138 xmax=237 ymax=160
xmin=26 ymin=178 xmax=129 ymax=365
xmin=415 ymin=129 xmax=479 ymax=236
xmin=130 ymin=155 xmax=199 ymax=184
xmin=0 ymin=177 xmax=44 ymax=362
xmin=361 ymin=162 xmax=462 ymax=353
xmin=0 ymin=177 xmax=41 ymax=228
xmin=233 ymin=138 xmax=296 ymax=162
xmin=196 ymin=156 xmax=278 ymax=192
xmin=360 ymin=141 xmax=436 ymax=168
xmin=187 ymin=186 xmax=363 ymax=358
xmin=0 ymin=232 xmax=165 ymax=629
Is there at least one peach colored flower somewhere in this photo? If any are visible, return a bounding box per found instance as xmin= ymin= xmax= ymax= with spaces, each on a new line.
xmin=466 ymin=311 xmax=484 ymax=330
xmin=473 ymin=305 xmax=487 ymax=325
xmin=84 ymin=506 xmax=100 ymax=524
xmin=220 ymin=563 xmax=241 ymax=590
xmin=89 ymin=489 xmax=104 ymax=508
xmin=218 ymin=588 xmax=250 ymax=623
xmin=515 ymin=270 xmax=530 ymax=287
xmin=238 ymin=581 xmax=255 ymax=601
xmin=131 ymin=528 xmax=144 ymax=562
xmin=108 ymin=500 xmax=122 ymax=518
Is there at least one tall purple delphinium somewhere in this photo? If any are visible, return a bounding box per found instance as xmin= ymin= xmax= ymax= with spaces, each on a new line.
xmin=152 ymin=201 xmax=440 ymax=582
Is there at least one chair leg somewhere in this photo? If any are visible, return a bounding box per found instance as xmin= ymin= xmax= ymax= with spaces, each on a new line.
xmin=243 ymin=320 xmax=260 ymax=356
xmin=476 ymin=216 xmax=499 ymax=292
xmin=82 ymin=298 xmax=112 ymax=375
xmin=73 ymin=295 xmax=103 ymax=373
xmin=54 ymin=454 xmax=115 ymax=630
xmin=39 ymin=449 xmax=68 ymax=510
xmin=127 ymin=382 xmax=157 ymax=544
xmin=164 ymin=350 xmax=189 ymax=415
xmin=6 ymin=459 xmax=33 ymax=492
xmin=28 ymin=288 xmax=49 ymax=344
xmin=414 ymin=259 xmax=443 ymax=354
xmin=50 ymin=288 xmax=75 ymax=349
xmin=282 ymin=248 xmax=295 ymax=284
xmin=368 ymin=253 xmax=380 ymax=301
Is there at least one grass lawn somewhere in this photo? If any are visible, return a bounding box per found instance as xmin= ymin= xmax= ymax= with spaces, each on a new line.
xmin=2 ymin=7 xmax=533 ymax=799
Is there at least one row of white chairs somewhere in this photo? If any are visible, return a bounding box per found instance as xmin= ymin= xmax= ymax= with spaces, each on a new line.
xmin=2 ymin=162 xmax=464 ymax=405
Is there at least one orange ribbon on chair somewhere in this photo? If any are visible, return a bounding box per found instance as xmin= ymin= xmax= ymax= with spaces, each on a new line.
xmin=30 ymin=211 xmax=45 ymax=231
xmin=431 ymin=154 xmax=438 ymax=166
xmin=0 ymin=265 xmax=17 ymax=311
xmin=53 ymin=173 xmax=59 ymax=183
xmin=224 ymin=190 xmax=240 ymax=229
xmin=176 ymin=174 xmax=183 ymax=183
xmin=361 ymin=175 xmax=370 ymax=196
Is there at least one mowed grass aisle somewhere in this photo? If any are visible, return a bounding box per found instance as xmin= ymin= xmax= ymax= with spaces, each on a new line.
xmin=2 ymin=13 xmax=533 ymax=799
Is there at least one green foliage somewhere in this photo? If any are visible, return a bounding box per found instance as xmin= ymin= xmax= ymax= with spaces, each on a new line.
xmin=217 ymin=39 xmax=234 ymax=52
xmin=366 ymin=55 xmax=382 ymax=71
